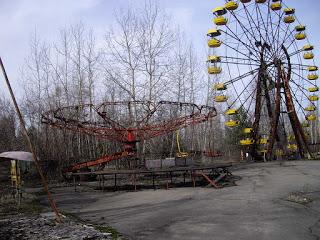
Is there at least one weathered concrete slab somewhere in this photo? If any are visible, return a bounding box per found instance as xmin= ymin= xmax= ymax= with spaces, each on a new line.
xmin=43 ymin=161 xmax=320 ymax=240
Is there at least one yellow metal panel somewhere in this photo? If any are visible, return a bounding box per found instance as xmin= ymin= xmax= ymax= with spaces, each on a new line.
xmin=304 ymin=52 xmax=314 ymax=60
xmin=308 ymin=74 xmax=318 ymax=81
xmin=284 ymin=15 xmax=295 ymax=24
xmin=243 ymin=128 xmax=253 ymax=134
xmin=225 ymin=1 xmax=238 ymax=11
xmin=208 ymin=66 xmax=222 ymax=74
xmin=225 ymin=109 xmax=238 ymax=115
xmin=214 ymin=16 xmax=228 ymax=26
xmin=276 ymin=149 xmax=284 ymax=156
xmin=214 ymin=83 xmax=227 ymax=91
xmin=295 ymin=25 xmax=306 ymax=32
xmin=207 ymin=55 xmax=221 ymax=62
xmin=288 ymin=144 xmax=298 ymax=151
xmin=307 ymin=115 xmax=317 ymax=121
xmin=208 ymin=39 xmax=222 ymax=48
xmin=215 ymin=95 xmax=228 ymax=102
xmin=225 ymin=120 xmax=240 ymax=128
xmin=258 ymin=138 xmax=268 ymax=145
xmin=240 ymin=138 xmax=254 ymax=146
xmin=287 ymin=135 xmax=295 ymax=141
xmin=213 ymin=6 xmax=227 ymax=16
xmin=303 ymin=44 xmax=314 ymax=51
xmin=309 ymin=95 xmax=319 ymax=101
xmin=308 ymin=87 xmax=319 ymax=92
xmin=295 ymin=33 xmax=306 ymax=40
xmin=271 ymin=2 xmax=282 ymax=11
xmin=305 ymin=105 xmax=316 ymax=111
xmin=308 ymin=66 xmax=318 ymax=72
xmin=207 ymin=29 xmax=221 ymax=37
xmin=284 ymin=8 xmax=295 ymax=15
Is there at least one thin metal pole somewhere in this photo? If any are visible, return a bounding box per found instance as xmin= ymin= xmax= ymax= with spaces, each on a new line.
xmin=102 ymin=175 xmax=105 ymax=192
xmin=73 ymin=175 xmax=76 ymax=192
xmin=0 ymin=57 xmax=62 ymax=223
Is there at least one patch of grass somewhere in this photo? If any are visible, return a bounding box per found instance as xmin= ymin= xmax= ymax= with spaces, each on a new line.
xmin=95 ymin=225 xmax=119 ymax=240
xmin=0 ymin=198 xmax=43 ymax=217
xmin=18 ymin=199 xmax=44 ymax=214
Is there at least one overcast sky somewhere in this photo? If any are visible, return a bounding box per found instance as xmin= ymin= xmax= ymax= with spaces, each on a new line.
xmin=0 ymin=0 xmax=319 ymax=99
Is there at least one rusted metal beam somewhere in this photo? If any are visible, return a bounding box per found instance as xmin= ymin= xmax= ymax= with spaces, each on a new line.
xmin=197 ymin=172 xmax=221 ymax=189
xmin=267 ymin=61 xmax=282 ymax=160
xmin=250 ymin=49 xmax=265 ymax=160
xmin=282 ymin=46 xmax=312 ymax=158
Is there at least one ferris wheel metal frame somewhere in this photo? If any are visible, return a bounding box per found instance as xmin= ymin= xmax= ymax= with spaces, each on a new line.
xmin=208 ymin=0 xmax=319 ymax=160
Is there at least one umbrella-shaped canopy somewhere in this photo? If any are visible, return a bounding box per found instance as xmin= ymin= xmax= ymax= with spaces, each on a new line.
xmin=0 ymin=151 xmax=34 ymax=162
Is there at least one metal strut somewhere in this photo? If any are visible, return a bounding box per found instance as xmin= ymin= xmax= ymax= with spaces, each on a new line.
xmin=282 ymin=46 xmax=312 ymax=158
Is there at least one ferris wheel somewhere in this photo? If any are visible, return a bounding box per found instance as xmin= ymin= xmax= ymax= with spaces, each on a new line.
xmin=207 ymin=0 xmax=318 ymax=160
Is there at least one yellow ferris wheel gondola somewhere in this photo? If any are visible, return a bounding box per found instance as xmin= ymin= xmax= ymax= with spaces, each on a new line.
xmin=207 ymin=55 xmax=221 ymax=63
xmin=308 ymin=87 xmax=319 ymax=92
xmin=309 ymin=95 xmax=319 ymax=101
xmin=306 ymin=115 xmax=317 ymax=121
xmin=271 ymin=2 xmax=282 ymax=11
xmin=295 ymin=25 xmax=306 ymax=32
xmin=240 ymin=138 xmax=254 ymax=146
xmin=304 ymin=52 xmax=314 ymax=60
xmin=308 ymin=74 xmax=319 ymax=81
xmin=208 ymin=67 xmax=222 ymax=74
xmin=208 ymin=38 xmax=222 ymax=48
xmin=295 ymin=33 xmax=306 ymax=40
xmin=225 ymin=120 xmax=240 ymax=128
xmin=303 ymin=44 xmax=314 ymax=51
xmin=288 ymin=144 xmax=298 ymax=151
xmin=258 ymin=138 xmax=268 ymax=145
xmin=207 ymin=29 xmax=221 ymax=38
xmin=225 ymin=1 xmax=238 ymax=11
xmin=214 ymin=16 xmax=228 ymax=26
xmin=243 ymin=128 xmax=253 ymax=134
xmin=302 ymin=121 xmax=310 ymax=128
xmin=305 ymin=105 xmax=317 ymax=112
xmin=215 ymin=95 xmax=228 ymax=102
xmin=213 ymin=6 xmax=227 ymax=16
xmin=308 ymin=66 xmax=318 ymax=72
xmin=214 ymin=83 xmax=227 ymax=91
xmin=225 ymin=109 xmax=238 ymax=115
xmin=284 ymin=15 xmax=295 ymax=24
xmin=284 ymin=8 xmax=295 ymax=15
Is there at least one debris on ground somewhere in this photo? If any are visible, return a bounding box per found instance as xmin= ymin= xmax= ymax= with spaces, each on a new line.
xmin=287 ymin=192 xmax=313 ymax=205
xmin=0 ymin=214 xmax=113 ymax=240
xmin=0 ymin=188 xmax=119 ymax=240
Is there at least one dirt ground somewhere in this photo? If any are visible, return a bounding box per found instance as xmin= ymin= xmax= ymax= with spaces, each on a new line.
xmin=40 ymin=161 xmax=320 ymax=240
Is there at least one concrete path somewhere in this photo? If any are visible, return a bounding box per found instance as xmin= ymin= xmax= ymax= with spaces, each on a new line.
xmin=49 ymin=161 xmax=320 ymax=240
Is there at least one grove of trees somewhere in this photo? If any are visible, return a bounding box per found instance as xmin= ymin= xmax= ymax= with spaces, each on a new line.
xmin=0 ymin=2 xmax=243 ymax=177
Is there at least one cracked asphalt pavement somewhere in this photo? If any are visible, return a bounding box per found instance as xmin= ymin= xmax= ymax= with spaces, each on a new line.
xmin=46 ymin=161 xmax=320 ymax=240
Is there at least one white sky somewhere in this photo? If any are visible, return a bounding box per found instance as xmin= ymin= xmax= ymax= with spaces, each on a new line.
xmin=0 ymin=0 xmax=319 ymax=100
